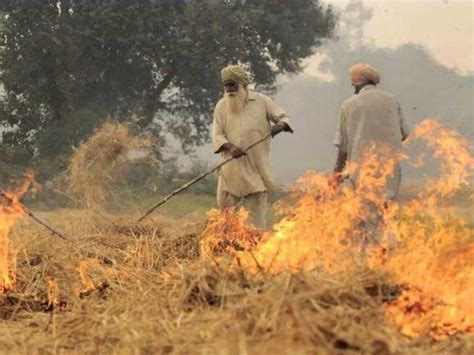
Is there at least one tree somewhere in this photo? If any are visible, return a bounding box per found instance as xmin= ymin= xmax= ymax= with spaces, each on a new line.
xmin=0 ymin=0 xmax=336 ymax=167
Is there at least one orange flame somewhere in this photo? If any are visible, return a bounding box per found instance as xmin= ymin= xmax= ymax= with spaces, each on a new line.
xmin=46 ymin=276 xmax=60 ymax=307
xmin=378 ymin=119 xmax=474 ymax=339
xmin=201 ymin=119 xmax=474 ymax=339
xmin=77 ymin=259 xmax=100 ymax=293
xmin=0 ymin=171 xmax=39 ymax=293
xmin=201 ymin=207 xmax=263 ymax=259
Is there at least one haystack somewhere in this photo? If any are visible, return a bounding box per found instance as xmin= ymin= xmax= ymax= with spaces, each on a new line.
xmin=68 ymin=122 xmax=154 ymax=212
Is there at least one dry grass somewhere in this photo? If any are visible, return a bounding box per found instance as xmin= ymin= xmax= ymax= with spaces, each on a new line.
xmin=68 ymin=122 xmax=155 ymax=213
xmin=0 ymin=207 xmax=473 ymax=354
xmin=3 ymin=117 xmax=473 ymax=353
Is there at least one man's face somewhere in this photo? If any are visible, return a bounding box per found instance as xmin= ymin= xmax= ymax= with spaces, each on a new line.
xmin=223 ymin=80 xmax=239 ymax=95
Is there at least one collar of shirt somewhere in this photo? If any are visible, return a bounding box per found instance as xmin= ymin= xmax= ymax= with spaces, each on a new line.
xmin=360 ymin=84 xmax=376 ymax=93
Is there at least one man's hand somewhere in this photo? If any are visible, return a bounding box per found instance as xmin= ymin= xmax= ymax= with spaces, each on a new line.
xmin=328 ymin=172 xmax=344 ymax=189
xmin=222 ymin=142 xmax=247 ymax=159
xmin=229 ymin=146 xmax=247 ymax=159
xmin=271 ymin=122 xmax=293 ymax=137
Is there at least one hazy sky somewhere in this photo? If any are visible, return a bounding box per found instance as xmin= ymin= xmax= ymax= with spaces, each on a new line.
xmin=326 ymin=0 xmax=473 ymax=74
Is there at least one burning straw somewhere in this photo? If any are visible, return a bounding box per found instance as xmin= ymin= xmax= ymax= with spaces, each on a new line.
xmin=1 ymin=118 xmax=473 ymax=353
xmin=200 ymin=118 xmax=474 ymax=341
xmin=68 ymin=122 xmax=155 ymax=212
xmin=1 ymin=172 xmax=40 ymax=293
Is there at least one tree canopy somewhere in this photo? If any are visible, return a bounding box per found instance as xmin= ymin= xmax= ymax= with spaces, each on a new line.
xmin=0 ymin=0 xmax=336 ymax=166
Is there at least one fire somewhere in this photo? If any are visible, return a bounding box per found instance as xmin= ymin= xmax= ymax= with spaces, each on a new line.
xmin=0 ymin=171 xmax=39 ymax=293
xmin=201 ymin=119 xmax=474 ymax=339
xmin=203 ymin=144 xmax=405 ymax=275
xmin=46 ymin=276 xmax=60 ymax=307
xmin=201 ymin=208 xmax=263 ymax=259
xmin=379 ymin=119 xmax=474 ymax=339
xmin=76 ymin=258 xmax=115 ymax=296
xmin=77 ymin=259 xmax=100 ymax=293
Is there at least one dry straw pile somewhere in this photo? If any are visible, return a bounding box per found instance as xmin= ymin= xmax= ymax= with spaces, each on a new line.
xmin=0 ymin=209 xmax=472 ymax=354
xmin=68 ymin=122 xmax=154 ymax=212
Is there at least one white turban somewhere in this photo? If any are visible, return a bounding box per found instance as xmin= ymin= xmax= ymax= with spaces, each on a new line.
xmin=349 ymin=63 xmax=381 ymax=86
xmin=221 ymin=65 xmax=251 ymax=86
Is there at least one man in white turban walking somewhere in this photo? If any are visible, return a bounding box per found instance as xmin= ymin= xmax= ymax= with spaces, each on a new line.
xmin=212 ymin=65 xmax=293 ymax=230
xmin=332 ymin=63 xmax=410 ymax=200
xmin=332 ymin=63 xmax=410 ymax=254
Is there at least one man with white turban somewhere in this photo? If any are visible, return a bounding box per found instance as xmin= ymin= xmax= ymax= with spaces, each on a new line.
xmin=212 ymin=65 xmax=293 ymax=229
xmin=332 ymin=63 xmax=410 ymax=199
xmin=332 ymin=63 xmax=410 ymax=254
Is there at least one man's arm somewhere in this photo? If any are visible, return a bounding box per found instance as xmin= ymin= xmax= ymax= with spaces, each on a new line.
xmin=212 ymin=104 xmax=246 ymax=158
xmin=212 ymin=104 xmax=230 ymax=154
xmin=397 ymin=100 xmax=410 ymax=141
xmin=263 ymin=95 xmax=294 ymax=136
xmin=333 ymin=149 xmax=348 ymax=174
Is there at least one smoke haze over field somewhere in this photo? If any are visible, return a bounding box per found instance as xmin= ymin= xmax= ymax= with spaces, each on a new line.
xmin=1 ymin=1 xmax=472 ymax=187
xmin=192 ymin=1 xmax=474 ymax=185
xmin=270 ymin=43 xmax=473 ymax=183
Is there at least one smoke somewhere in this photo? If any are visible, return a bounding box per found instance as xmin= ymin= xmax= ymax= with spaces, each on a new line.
xmin=189 ymin=1 xmax=474 ymax=186
xmin=270 ymin=1 xmax=473 ymax=184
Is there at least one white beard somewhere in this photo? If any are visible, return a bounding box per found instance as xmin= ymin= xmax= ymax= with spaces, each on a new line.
xmin=223 ymin=87 xmax=248 ymax=114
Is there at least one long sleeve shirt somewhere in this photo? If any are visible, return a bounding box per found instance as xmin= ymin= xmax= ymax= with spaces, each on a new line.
xmin=333 ymin=85 xmax=410 ymax=199
xmin=212 ymin=91 xmax=290 ymax=197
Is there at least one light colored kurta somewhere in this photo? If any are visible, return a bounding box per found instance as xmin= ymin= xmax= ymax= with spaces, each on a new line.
xmin=333 ymin=85 xmax=410 ymax=199
xmin=212 ymin=91 xmax=290 ymax=197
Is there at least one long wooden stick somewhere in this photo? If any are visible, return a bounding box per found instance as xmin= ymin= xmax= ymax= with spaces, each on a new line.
xmin=137 ymin=133 xmax=273 ymax=224
xmin=0 ymin=191 xmax=68 ymax=241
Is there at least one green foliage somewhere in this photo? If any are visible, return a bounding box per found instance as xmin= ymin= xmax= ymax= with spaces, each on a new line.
xmin=35 ymin=106 xmax=106 ymax=156
xmin=186 ymin=161 xmax=218 ymax=196
xmin=0 ymin=1 xmax=336 ymax=166
xmin=145 ymin=193 xmax=216 ymax=219
xmin=0 ymin=140 xmax=32 ymax=183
